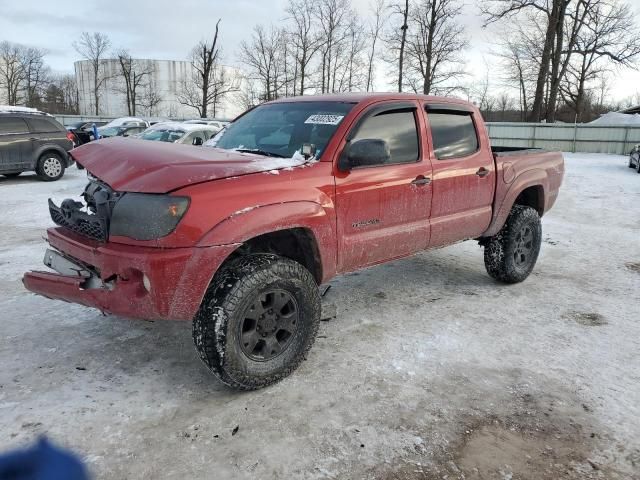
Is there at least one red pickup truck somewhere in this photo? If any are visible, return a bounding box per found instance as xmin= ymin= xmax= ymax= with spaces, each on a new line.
xmin=24 ymin=93 xmax=564 ymax=390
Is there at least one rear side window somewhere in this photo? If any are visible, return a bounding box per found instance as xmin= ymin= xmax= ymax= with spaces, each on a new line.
xmin=427 ymin=111 xmax=479 ymax=160
xmin=0 ymin=117 xmax=29 ymax=135
xmin=351 ymin=110 xmax=419 ymax=165
xmin=27 ymin=117 xmax=63 ymax=133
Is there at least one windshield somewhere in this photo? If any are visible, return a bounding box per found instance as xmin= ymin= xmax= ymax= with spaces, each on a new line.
xmin=209 ymin=101 xmax=355 ymax=159
xmin=98 ymin=127 xmax=122 ymax=137
xmin=139 ymin=128 xmax=186 ymax=142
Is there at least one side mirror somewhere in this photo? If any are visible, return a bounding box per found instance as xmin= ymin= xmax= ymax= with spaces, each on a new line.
xmin=192 ymin=137 xmax=203 ymax=146
xmin=339 ymin=139 xmax=391 ymax=171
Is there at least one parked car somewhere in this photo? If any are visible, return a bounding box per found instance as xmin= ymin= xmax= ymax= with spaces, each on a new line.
xmin=137 ymin=122 xmax=218 ymax=145
xmin=96 ymin=125 xmax=146 ymax=139
xmin=629 ymin=144 xmax=640 ymax=172
xmin=0 ymin=106 xmax=74 ymax=181
xmin=66 ymin=121 xmax=108 ymax=145
xmin=24 ymin=93 xmax=565 ymax=389
xmin=103 ymin=117 xmax=149 ymax=128
xmin=183 ymin=119 xmax=227 ymax=132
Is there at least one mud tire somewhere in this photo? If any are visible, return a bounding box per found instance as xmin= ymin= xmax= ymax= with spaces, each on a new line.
xmin=483 ymin=205 xmax=542 ymax=284
xmin=193 ymin=254 xmax=321 ymax=390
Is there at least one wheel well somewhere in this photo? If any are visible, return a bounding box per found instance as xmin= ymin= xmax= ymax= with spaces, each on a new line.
xmin=37 ymin=148 xmax=65 ymax=165
xmin=514 ymin=185 xmax=544 ymax=216
xmin=225 ymin=228 xmax=322 ymax=284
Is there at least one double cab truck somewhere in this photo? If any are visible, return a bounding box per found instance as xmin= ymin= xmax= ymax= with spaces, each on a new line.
xmin=23 ymin=93 xmax=564 ymax=390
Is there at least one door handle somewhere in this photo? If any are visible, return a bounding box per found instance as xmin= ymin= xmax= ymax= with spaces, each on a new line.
xmin=411 ymin=176 xmax=431 ymax=186
xmin=29 ymin=137 xmax=37 ymax=141
xmin=476 ymin=167 xmax=490 ymax=178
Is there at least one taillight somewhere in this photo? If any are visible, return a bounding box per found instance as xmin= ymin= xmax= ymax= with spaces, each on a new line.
xmin=67 ymin=132 xmax=77 ymax=144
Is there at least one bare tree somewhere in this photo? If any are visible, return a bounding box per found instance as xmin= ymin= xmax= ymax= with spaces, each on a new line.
xmin=73 ymin=32 xmax=111 ymax=115
xmin=40 ymin=73 xmax=79 ymax=114
xmin=403 ymin=0 xmax=468 ymax=95
xmin=385 ymin=0 xmax=410 ymax=92
xmin=178 ymin=19 xmax=226 ymax=118
xmin=138 ymin=76 xmax=163 ymax=116
xmin=0 ymin=41 xmax=26 ymax=105
xmin=314 ymin=0 xmax=353 ymax=93
xmin=482 ymin=0 xmax=575 ymax=122
xmin=366 ymin=0 xmax=387 ymax=91
xmin=497 ymin=92 xmax=513 ymax=120
xmin=116 ymin=49 xmax=154 ymax=116
xmin=493 ymin=20 xmax=542 ymax=120
xmin=234 ymin=75 xmax=262 ymax=111
xmin=560 ymin=0 xmax=640 ymax=121
xmin=240 ymin=25 xmax=285 ymax=101
xmin=22 ymin=47 xmax=50 ymax=108
xmin=285 ymin=0 xmax=321 ymax=95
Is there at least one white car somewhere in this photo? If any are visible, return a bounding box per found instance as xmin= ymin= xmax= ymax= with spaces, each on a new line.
xmin=136 ymin=122 xmax=218 ymax=146
xmin=104 ymin=117 xmax=149 ymax=129
xmin=183 ymin=119 xmax=227 ymax=133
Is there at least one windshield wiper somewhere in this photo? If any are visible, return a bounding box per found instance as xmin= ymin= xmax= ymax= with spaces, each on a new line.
xmin=234 ymin=148 xmax=286 ymax=158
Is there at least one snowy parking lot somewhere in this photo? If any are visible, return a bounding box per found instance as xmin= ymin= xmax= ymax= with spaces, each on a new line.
xmin=1 ymin=153 xmax=639 ymax=479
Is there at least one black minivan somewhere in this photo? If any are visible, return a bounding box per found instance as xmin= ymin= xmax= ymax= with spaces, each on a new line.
xmin=0 ymin=109 xmax=74 ymax=181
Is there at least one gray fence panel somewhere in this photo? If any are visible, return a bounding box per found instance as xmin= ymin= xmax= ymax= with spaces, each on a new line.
xmin=486 ymin=122 xmax=640 ymax=155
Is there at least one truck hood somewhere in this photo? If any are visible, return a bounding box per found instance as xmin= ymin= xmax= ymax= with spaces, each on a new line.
xmin=71 ymin=137 xmax=307 ymax=193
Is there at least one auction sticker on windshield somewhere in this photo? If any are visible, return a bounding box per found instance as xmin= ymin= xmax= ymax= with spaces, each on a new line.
xmin=304 ymin=114 xmax=344 ymax=125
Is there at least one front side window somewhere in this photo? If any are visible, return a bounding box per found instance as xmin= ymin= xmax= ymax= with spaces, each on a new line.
xmin=209 ymin=101 xmax=355 ymax=159
xmin=0 ymin=117 xmax=29 ymax=135
xmin=350 ymin=109 xmax=419 ymax=165
xmin=427 ymin=111 xmax=479 ymax=160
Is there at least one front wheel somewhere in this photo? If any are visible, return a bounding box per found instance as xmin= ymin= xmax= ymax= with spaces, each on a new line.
xmin=36 ymin=153 xmax=65 ymax=181
xmin=193 ymin=254 xmax=321 ymax=390
xmin=483 ymin=205 xmax=542 ymax=284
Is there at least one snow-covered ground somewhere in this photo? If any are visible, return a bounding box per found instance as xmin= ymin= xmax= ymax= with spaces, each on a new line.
xmin=1 ymin=154 xmax=639 ymax=479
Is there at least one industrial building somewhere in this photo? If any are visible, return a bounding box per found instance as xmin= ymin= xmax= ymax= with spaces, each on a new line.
xmin=74 ymin=58 xmax=244 ymax=120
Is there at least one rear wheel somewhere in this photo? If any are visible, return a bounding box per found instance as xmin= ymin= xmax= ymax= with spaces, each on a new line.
xmin=37 ymin=153 xmax=65 ymax=181
xmin=193 ymin=254 xmax=321 ymax=390
xmin=483 ymin=205 xmax=542 ymax=284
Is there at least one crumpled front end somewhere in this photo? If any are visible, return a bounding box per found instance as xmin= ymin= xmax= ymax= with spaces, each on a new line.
xmin=23 ymin=227 xmax=238 ymax=321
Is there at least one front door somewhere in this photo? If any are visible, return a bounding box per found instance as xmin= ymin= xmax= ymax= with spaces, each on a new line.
xmin=424 ymin=105 xmax=495 ymax=247
xmin=335 ymin=101 xmax=433 ymax=273
xmin=0 ymin=117 xmax=31 ymax=172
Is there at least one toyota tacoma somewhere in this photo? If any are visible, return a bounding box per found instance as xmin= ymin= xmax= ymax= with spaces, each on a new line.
xmin=23 ymin=93 xmax=564 ymax=389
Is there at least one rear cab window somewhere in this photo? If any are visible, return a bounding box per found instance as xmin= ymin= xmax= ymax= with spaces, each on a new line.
xmin=0 ymin=117 xmax=29 ymax=135
xmin=425 ymin=105 xmax=480 ymax=160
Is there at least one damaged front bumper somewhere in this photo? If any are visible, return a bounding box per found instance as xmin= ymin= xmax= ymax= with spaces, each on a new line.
xmin=23 ymin=227 xmax=238 ymax=321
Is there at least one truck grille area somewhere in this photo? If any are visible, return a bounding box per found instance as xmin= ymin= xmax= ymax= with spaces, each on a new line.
xmin=48 ymin=179 xmax=120 ymax=242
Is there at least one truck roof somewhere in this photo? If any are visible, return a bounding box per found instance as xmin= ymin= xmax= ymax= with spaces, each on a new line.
xmin=266 ymin=92 xmax=475 ymax=108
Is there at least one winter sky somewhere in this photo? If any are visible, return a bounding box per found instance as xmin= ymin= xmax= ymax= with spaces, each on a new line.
xmin=1 ymin=0 xmax=639 ymax=103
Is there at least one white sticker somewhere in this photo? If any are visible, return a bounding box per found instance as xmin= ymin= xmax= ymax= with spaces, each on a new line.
xmin=304 ymin=114 xmax=344 ymax=125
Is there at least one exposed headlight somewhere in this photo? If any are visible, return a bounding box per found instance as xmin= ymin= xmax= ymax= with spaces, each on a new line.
xmin=109 ymin=193 xmax=190 ymax=240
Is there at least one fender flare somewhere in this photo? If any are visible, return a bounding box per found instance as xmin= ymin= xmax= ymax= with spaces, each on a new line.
xmin=197 ymin=200 xmax=337 ymax=281
xmin=483 ymin=169 xmax=548 ymax=237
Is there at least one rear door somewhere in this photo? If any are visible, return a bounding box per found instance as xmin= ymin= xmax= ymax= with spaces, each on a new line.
xmin=335 ymin=101 xmax=433 ymax=272
xmin=424 ymin=104 xmax=495 ymax=247
xmin=25 ymin=116 xmax=65 ymax=166
xmin=0 ymin=116 xmax=31 ymax=172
